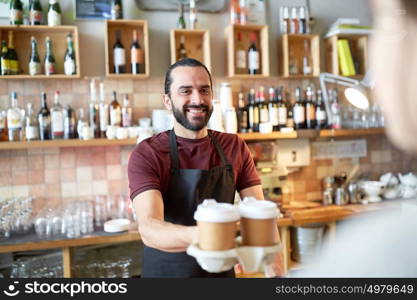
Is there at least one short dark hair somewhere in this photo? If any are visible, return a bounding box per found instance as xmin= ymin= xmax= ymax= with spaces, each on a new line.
xmin=164 ymin=58 xmax=213 ymax=96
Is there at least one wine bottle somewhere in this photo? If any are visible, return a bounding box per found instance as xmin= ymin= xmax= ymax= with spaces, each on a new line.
xmin=268 ymin=87 xmax=279 ymax=131
xmin=9 ymin=0 xmax=23 ymax=25
xmin=316 ymin=90 xmax=327 ymax=129
xmin=38 ymin=92 xmax=51 ymax=140
xmin=48 ymin=0 xmax=62 ymax=27
xmin=111 ymin=0 xmax=123 ymax=20
xmin=44 ymin=36 xmax=55 ymax=76
xmin=305 ymin=86 xmax=316 ymax=129
xmin=247 ymin=88 xmax=259 ymax=132
xmin=64 ymin=34 xmax=76 ymax=75
xmin=178 ymin=35 xmax=187 ymax=60
xmin=109 ymin=91 xmax=122 ymax=127
xmin=131 ymin=30 xmax=144 ymax=74
xmin=99 ymin=82 xmax=109 ymax=138
xmin=235 ymin=32 xmax=246 ymax=74
xmin=258 ymin=86 xmax=269 ymax=124
xmin=51 ymin=91 xmax=65 ymax=139
xmin=121 ymin=94 xmax=132 ymax=127
xmin=177 ymin=3 xmax=186 ymax=29
xmin=29 ymin=0 xmax=43 ymax=25
xmin=277 ymin=87 xmax=288 ymax=129
xmin=89 ymin=79 xmax=100 ymax=138
xmin=302 ymin=40 xmax=312 ymax=75
xmin=237 ymin=92 xmax=248 ymax=133
xmin=293 ymin=87 xmax=306 ymax=129
xmin=113 ymin=30 xmax=126 ymax=74
xmin=7 ymin=92 xmax=23 ymax=142
xmin=189 ymin=0 xmax=198 ymax=29
xmin=29 ymin=37 xmax=41 ymax=76
xmin=247 ymin=33 xmax=259 ymax=75
xmin=64 ymin=104 xmax=76 ymax=139
xmin=7 ymin=31 xmax=19 ymax=75
xmin=1 ymin=40 xmax=10 ymax=76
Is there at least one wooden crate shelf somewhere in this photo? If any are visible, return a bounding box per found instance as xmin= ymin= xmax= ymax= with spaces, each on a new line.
xmin=170 ymin=29 xmax=211 ymax=70
xmin=225 ymin=24 xmax=269 ymax=78
xmin=105 ymin=20 xmax=150 ymax=78
xmin=0 ymin=25 xmax=81 ymax=79
xmin=324 ymin=34 xmax=369 ymax=77
xmin=280 ymin=34 xmax=320 ymax=78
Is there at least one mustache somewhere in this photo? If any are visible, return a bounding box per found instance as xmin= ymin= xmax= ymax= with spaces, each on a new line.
xmin=183 ymin=104 xmax=210 ymax=111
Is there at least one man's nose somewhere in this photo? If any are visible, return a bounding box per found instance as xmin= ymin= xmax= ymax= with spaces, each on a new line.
xmin=190 ymin=89 xmax=204 ymax=105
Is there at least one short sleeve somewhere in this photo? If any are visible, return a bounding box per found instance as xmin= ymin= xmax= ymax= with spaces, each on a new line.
xmin=235 ymin=137 xmax=261 ymax=191
xmin=128 ymin=142 xmax=161 ymax=200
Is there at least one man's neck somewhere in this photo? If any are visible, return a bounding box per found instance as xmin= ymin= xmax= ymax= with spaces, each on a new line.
xmin=173 ymin=123 xmax=208 ymax=139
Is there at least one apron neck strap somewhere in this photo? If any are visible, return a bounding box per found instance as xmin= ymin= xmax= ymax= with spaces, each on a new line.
xmin=168 ymin=129 xmax=232 ymax=170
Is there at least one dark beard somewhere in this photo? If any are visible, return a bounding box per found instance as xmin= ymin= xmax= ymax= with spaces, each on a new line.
xmin=171 ymin=101 xmax=213 ymax=131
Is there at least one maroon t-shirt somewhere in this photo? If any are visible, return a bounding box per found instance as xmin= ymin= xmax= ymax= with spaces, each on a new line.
xmin=128 ymin=130 xmax=261 ymax=200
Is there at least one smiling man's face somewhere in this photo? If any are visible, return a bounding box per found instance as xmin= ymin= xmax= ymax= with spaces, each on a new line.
xmin=164 ymin=66 xmax=213 ymax=132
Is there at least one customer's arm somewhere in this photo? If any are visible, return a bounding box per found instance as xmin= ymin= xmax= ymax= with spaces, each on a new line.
xmin=133 ymin=189 xmax=197 ymax=252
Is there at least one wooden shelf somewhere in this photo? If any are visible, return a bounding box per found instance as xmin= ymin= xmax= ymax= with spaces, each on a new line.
xmin=0 ymin=129 xmax=385 ymax=150
xmin=0 ymin=138 xmax=137 ymax=150
xmin=319 ymin=128 xmax=384 ymax=137
xmin=105 ymin=20 xmax=150 ymax=78
xmin=0 ymin=25 xmax=81 ymax=78
xmin=280 ymin=34 xmax=320 ymax=78
xmin=170 ymin=29 xmax=211 ymax=71
xmin=0 ymin=230 xmax=140 ymax=254
xmin=225 ymin=24 xmax=269 ymax=78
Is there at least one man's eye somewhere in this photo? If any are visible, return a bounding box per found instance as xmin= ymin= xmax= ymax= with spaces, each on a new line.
xmin=200 ymin=88 xmax=210 ymax=95
xmin=179 ymin=89 xmax=190 ymax=95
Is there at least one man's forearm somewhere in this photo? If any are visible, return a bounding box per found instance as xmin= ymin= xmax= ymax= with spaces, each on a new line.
xmin=138 ymin=217 xmax=197 ymax=252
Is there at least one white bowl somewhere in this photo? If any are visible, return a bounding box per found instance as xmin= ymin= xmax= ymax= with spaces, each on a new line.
xmin=104 ymin=218 xmax=131 ymax=233
xmin=360 ymin=181 xmax=385 ymax=196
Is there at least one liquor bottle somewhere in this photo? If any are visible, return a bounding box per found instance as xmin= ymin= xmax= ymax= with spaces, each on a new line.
xmin=64 ymin=104 xmax=76 ymax=139
xmin=113 ymin=30 xmax=126 ymax=74
xmin=281 ymin=6 xmax=290 ymax=34
xmin=131 ymin=30 xmax=144 ymax=74
xmin=109 ymin=91 xmax=122 ymax=127
xmin=237 ymin=92 xmax=248 ymax=133
xmin=64 ymin=34 xmax=76 ymax=75
xmin=305 ymin=86 xmax=316 ymax=129
xmin=89 ymin=79 xmax=100 ymax=138
xmin=25 ymin=103 xmax=39 ymax=141
xmin=239 ymin=0 xmax=248 ymax=25
xmin=277 ymin=87 xmax=288 ymax=129
xmin=1 ymin=40 xmax=9 ymax=76
xmin=293 ymin=87 xmax=306 ymax=129
xmin=299 ymin=6 xmax=307 ymax=34
xmin=189 ymin=0 xmax=198 ymax=29
xmin=268 ymin=87 xmax=279 ymax=131
xmin=122 ymin=94 xmax=132 ymax=127
xmin=29 ymin=37 xmax=41 ymax=76
xmin=290 ymin=7 xmax=299 ymax=34
xmin=29 ymin=0 xmax=43 ymax=25
xmin=247 ymin=88 xmax=259 ymax=132
xmin=76 ymin=108 xmax=87 ymax=140
xmin=247 ymin=33 xmax=259 ymax=75
xmin=0 ymin=109 xmax=7 ymax=141
xmin=50 ymin=91 xmax=64 ymax=139
xmin=258 ymin=86 xmax=269 ymax=124
xmin=7 ymin=31 xmax=19 ymax=75
xmin=289 ymin=46 xmax=298 ymax=75
xmin=316 ymin=90 xmax=327 ymax=129
xmin=7 ymin=92 xmax=23 ymax=141
xmin=38 ymin=92 xmax=51 ymax=140
xmin=48 ymin=0 xmax=62 ymax=27
xmin=235 ymin=32 xmax=246 ymax=74
xmin=229 ymin=0 xmax=240 ymax=25
xmin=286 ymin=106 xmax=295 ymax=129
xmin=302 ymin=40 xmax=312 ymax=75
xmin=44 ymin=36 xmax=55 ymax=76
xmin=178 ymin=35 xmax=187 ymax=60
xmin=99 ymin=82 xmax=109 ymax=138
xmin=330 ymin=89 xmax=342 ymax=129
xmin=177 ymin=3 xmax=186 ymax=29
xmin=111 ymin=0 xmax=123 ymax=20
xmin=9 ymin=0 xmax=23 ymax=25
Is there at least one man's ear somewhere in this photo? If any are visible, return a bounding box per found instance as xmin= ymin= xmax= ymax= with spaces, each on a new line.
xmin=163 ymin=94 xmax=172 ymax=110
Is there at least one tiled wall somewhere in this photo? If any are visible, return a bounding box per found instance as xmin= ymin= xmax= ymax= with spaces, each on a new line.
xmin=1 ymin=77 xmax=417 ymax=210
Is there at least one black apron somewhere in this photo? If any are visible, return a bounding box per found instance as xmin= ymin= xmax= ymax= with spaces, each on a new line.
xmin=141 ymin=130 xmax=236 ymax=278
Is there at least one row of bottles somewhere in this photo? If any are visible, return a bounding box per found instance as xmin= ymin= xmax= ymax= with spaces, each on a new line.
xmin=234 ymin=86 xmax=327 ymax=133
xmin=176 ymin=0 xmax=198 ymax=30
xmin=235 ymin=32 xmax=260 ymax=75
xmin=279 ymin=6 xmax=311 ymax=34
xmin=0 ymin=32 xmax=76 ymax=76
xmin=9 ymin=0 xmax=62 ymax=26
xmin=0 ymin=87 xmax=132 ymax=142
xmin=113 ymin=30 xmax=145 ymax=74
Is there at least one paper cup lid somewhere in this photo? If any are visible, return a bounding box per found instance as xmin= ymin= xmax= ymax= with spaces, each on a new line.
xmin=239 ymin=197 xmax=280 ymax=219
xmin=194 ymin=199 xmax=240 ymax=223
